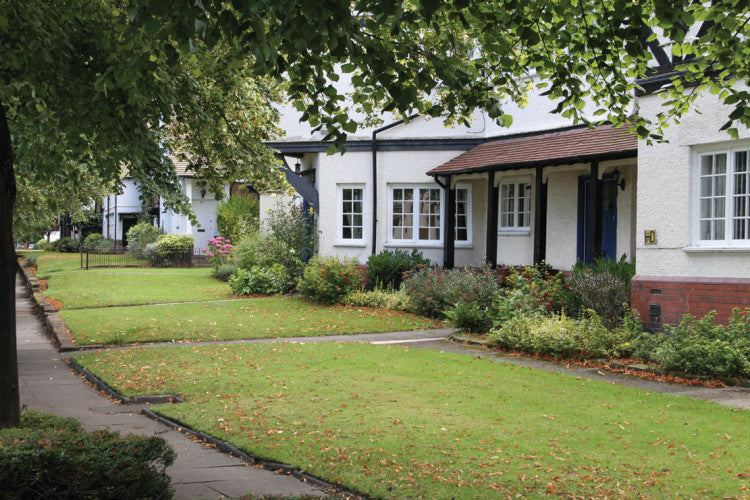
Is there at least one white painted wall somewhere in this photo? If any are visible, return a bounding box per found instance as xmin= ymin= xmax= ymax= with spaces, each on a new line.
xmin=102 ymin=179 xmax=142 ymax=241
xmin=637 ymin=86 xmax=750 ymax=278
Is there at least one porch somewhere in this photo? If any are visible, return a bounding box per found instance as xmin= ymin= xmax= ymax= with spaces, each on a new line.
xmin=428 ymin=125 xmax=638 ymax=270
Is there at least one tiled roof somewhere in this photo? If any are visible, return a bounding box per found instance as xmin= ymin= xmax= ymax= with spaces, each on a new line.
xmin=171 ymin=154 xmax=193 ymax=177
xmin=428 ymin=125 xmax=637 ymax=175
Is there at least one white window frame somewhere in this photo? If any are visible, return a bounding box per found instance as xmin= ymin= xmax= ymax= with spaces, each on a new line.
xmin=692 ymin=144 xmax=750 ymax=248
xmin=387 ymin=184 xmax=444 ymax=246
xmin=337 ymin=184 xmax=366 ymax=246
xmin=498 ymin=178 xmax=532 ymax=235
xmin=454 ymin=184 xmax=473 ymax=247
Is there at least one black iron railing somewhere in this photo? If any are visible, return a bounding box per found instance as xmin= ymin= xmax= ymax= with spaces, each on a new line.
xmin=81 ymin=248 xmax=210 ymax=270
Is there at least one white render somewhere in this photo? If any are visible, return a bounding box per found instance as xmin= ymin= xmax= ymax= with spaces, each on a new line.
xmin=636 ymin=85 xmax=750 ymax=278
xmin=102 ymin=179 xmax=142 ymax=242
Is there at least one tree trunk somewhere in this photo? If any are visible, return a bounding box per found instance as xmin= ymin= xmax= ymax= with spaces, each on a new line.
xmin=0 ymin=99 xmax=20 ymax=428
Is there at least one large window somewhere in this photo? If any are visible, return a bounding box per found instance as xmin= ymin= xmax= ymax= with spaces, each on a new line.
xmin=390 ymin=186 xmax=441 ymax=244
xmin=695 ymin=148 xmax=750 ymax=246
xmin=338 ymin=185 xmax=365 ymax=244
xmin=388 ymin=185 xmax=471 ymax=245
xmin=499 ymin=180 xmax=531 ymax=232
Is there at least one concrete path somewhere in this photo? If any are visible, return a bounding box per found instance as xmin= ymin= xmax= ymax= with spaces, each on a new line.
xmin=16 ymin=275 xmax=329 ymax=500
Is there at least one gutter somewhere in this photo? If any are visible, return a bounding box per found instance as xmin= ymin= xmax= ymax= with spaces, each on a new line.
xmin=371 ymin=113 xmax=419 ymax=255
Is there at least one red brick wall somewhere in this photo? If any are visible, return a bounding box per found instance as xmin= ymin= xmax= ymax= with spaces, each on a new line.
xmin=631 ymin=276 xmax=750 ymax=331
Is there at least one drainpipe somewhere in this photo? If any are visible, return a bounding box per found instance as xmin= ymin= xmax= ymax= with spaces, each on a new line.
xmin=371 ymin=113 xmax=419 ymax=255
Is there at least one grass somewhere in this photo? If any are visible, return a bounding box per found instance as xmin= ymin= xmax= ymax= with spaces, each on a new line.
xmin=74 ymin=342 xmax=750 ymax=498
xmin=44 ymin=271 xmax=231 ymax=309
xmin=24 ymin=251 xmax=81 ymax=278
xmin=62 ymin=297 xmax=440 ymax=345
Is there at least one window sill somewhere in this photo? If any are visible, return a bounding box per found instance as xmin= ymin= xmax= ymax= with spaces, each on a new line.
xmin=385 ymin=242 xmax=443 ymax=249
xmin=334 ymin=241 xmax=367 ymax=248
xmin=498 ymin=229 xmax=531 ymax=236
xmin=683 ymin=246 xmax=750 ymax=253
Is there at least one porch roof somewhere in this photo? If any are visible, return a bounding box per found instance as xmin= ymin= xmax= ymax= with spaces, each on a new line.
xmin=427 ymin=125 xmax=637 ymax=175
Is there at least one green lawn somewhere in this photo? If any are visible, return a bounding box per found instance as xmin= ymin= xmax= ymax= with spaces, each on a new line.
xmin=45 ymin=271 xmax=231 ymax=309
xmin=74 ymin=343 xmax=749 ymax=498
xmin=62 ymin=298 xmax=440 ymax=345
xmin=24 ymin=251 xmax=81 ymax=278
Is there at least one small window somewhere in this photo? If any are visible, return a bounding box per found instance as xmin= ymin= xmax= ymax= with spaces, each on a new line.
xmin=455 ymin=186 xmax=471 ymax=243
xmin=338 ymin=186 xmax=365 ymax=243
xmin=499 ymin=180 xmax=531 ymax=231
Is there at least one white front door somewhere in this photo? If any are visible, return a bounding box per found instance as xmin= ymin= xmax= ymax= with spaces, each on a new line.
xmin=192 ymin=200 xmax=218 ymax=252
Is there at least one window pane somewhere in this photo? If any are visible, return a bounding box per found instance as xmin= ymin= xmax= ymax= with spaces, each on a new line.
xmin=715 ymin=153 xmax=727 ymax=174
xmin=404 ymin=215 xmax=413 ymax=227
xmin=404 ymin=190 xmax=413 ymax=201
xmin=419 ymin=228 xmax=429 ymax=240
xmin=353 ymin=201 xmax=363 ymax=214
xmin=430 ymin=228 xmax=440 ymax=240
xmin=343 ymin=227 xmax=351 ymax=239
xmin=353 ymin=227 xmax=362 ymax=239
xmin=352 ymin=189 xmax=363 ymax=201
xmin=403 ymin=227 xmax=412 ymax=239
xmin=700 ymin=220 xmax=712 ymax=240
xmin=700 ymin=177 xmax=713 ymax=197
xmin=701 ymin=155 xmax=713 ymax=176
xmin=419 ymin=214 xmax=429 ymax=227
xmin=716 ymin=219 xmax=725 ymax=238
xmin=353 ymin=214 xmax=362 ymax=227
xmin=700 ymin=199 xmax=712 ymax=218
xmin=456 ymin=228 xmax=467 ymax=241
xmin=343 ymin=189 xmax=352 ymax=201
xmin=714 ymin=198 xmax=725 ymax=218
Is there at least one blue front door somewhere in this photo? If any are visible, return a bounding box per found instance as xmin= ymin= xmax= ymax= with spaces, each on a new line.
xmin=577 ymin=174 xmax=617 ymax=263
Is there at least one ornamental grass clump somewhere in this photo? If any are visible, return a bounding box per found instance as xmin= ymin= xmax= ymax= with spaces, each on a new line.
xmin=297 ymin=256 xmax=365 ymax=305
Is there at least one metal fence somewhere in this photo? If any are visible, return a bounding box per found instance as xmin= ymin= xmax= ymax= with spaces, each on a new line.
xmin=81 ymin=248 xmax=210 ymax=270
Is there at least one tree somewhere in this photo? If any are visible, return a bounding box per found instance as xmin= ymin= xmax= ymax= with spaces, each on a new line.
xmin=134 ymin=0 xmax=749 ymax=145
xmin=0 ymin=0 xmax=285 ymax=427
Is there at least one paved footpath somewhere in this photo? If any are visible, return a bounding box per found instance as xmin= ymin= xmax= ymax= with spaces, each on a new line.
xmin=15 ymin=275 xmax=328 ymax=500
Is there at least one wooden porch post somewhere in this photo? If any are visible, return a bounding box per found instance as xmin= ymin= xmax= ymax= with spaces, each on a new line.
xmin=586 ymin=160 xmax=601 ymax=261
xmin=442 ymin=177 xmax=455 ymax=269
xmin=486 ymin=170 xmax=498 ymax=266
xmin=533 ymin=165 xmax=547 ymax=264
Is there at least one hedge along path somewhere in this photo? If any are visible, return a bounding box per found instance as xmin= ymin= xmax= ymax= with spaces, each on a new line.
xmin=61 ymin=297 xmax=441 ymax=345
xmin=72 ymin=342 xmax=750 ymax=499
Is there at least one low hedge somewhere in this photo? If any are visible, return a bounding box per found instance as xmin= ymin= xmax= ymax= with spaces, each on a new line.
xmin=0 ymin=410 xmax=175 ymax=499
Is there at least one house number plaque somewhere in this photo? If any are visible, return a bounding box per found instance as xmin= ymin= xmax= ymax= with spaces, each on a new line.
xmin=644 ymin=230 xmax=657 ymax=245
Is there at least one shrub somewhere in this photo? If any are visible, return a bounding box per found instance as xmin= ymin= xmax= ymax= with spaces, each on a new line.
xmin=155 ymin=234 xmax=193 ymax=256
xmin=366 ymin=249 xmax=430 ymax=290
xmin=229 ymin=264 xmax=289 ymax=295
xmin=342 ymin=289 xmax=412 ymax=311
xmin=264 ymin=202 xmax=317 ymax=264
xmin=490 ymin=312 xmax=631 ymax=359
xmin=652 ymin=310 xmax=750 ymax=378
xmin=0 ymin=410 xmax=175 ymax=499
xmin=577 ymin=254 xmax=636 ymax=283
xmin=213 ymin=263 xmax=239 ymax=282
xmin=235 ymin=233 xmax=304 ymax=290
xmin=567 ymin=268 xmax=631 ymax=328
xmin=402 ymin=265 xmax=502 ymax=319
xmin=45 ymin=239 xmax=59 ymax=251
xmin=445 ymin=302 xmax=493 ymax=333
xmin=55 ymin=236 xmax=79 ymax=253
xmin=217 ymin=191 xmax=259 ymax=243
xmin=297 ymin=256 xmax=365 ymax=305
xmin=493 ymin=265 xmax=567 ymax=324
xmin=23 ymin=254 xmax=38 ymax=268
xmin=127 ymin=222 xmax=161 ymax=259
xmin=204 ymin=236 xmax=236 ymax=269
xmin=82 ymin=233 xmax=114 ymax=253
xmin=35 ymin=238 xmax=48 ymax=250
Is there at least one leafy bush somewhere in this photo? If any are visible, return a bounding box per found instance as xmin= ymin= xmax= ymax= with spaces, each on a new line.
xmin=568 ymin=268 xmax=631 ymax=328
xmin=402 ymin=266 xmax=502 ymax=319
xmin=204 ymin=236 xmax=236 ymax=269
xmin=493 ymin=265 xmax=567 ymax=324
xmin=366 ymin=249 xmax=430 ymax=290
xmin=651 ymin=310 xmax=750 ymax=378
xmin=235 ymin=233 xmax=304 ymax=290
xmin=264 ymin=202 xmax=317 ymax=264
xmin=490 ymin=312 xmax=632 ymax=359
xmin=445 ymin=302 xmax=493 ymax=333
xmin=342 ymin=289 xmax=412 ymax=311
xmin=229 ymin=264 xmax=289 ymax=295
xmin=35 ymin=238 xmax=48 ymax=250
xmin=55 ymin=236 xmax=79 ymax=253
xmin=213 ymin=263 xmax=238 ymax=282
xmin=0 ymin=410 xmax=175 ymax=499
xmin=217 ymin=191 xmax=259 ymax=243
xmin=297 ymin=256 xmax=365 ymax=305
xmin=82 ymin=233 xmax=114 ymax=253
xmin=23 ymin=254 xmax=38 ymax=268
xmin=45 ymin=239 xmax=59 ymax=251
xmin=126 ymin=222 xmax=161 ymax=259
xmin=155 ymin=233 xmax=194 ymax=256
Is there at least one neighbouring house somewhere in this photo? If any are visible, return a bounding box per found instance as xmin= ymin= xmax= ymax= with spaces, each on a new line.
xmin=268 ymin=75 xmax=748 ymax=329
xmin=103 ymin=157 xmax=230 ymax=252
